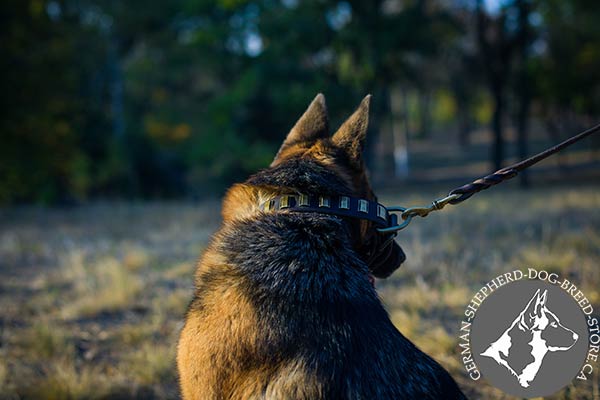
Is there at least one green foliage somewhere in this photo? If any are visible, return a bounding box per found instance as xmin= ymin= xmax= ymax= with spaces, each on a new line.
xmin=535 ymin=0 xmax=600 ymax=113
xmin=432 ymin=89 xmax=457 ymax=124
xmin=1 ymin=0 xmax=598 ymax=203
xmin=0 ymin=0 xmax=101 ymax=203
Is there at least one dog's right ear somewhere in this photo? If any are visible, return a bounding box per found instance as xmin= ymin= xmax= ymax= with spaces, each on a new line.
xmin=271 ymin=93 xmax=329 ymax=166
xmin=331 ymin=95 xmax=371 ymax=167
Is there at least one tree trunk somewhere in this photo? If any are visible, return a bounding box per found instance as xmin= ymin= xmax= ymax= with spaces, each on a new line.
xmin=457 ymin=95 xmax=472 ymax=148
xmin=475 ymin=0 xmax=513 ymax=172
xmin=109 ymin=35 xmax=124 ymax=139
xmin=515 ymin=0 xmax=532 ymax=187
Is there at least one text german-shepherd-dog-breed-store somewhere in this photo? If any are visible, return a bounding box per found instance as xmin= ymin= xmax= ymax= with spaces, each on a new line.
xmin=177 ymin=94 xmax=467 ymax=399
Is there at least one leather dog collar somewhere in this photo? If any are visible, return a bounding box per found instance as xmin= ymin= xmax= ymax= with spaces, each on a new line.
xmin=259 ymin=194 xmax=398 ymax=228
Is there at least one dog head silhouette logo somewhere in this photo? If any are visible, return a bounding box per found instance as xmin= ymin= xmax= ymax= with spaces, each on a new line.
xmin=480 ymin=289 xmax=579 ymax=388
xmin=470 ymin=281 xmax=588 ymax=398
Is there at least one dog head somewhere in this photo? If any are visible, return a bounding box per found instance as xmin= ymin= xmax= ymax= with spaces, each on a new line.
xmin=268 ymin=93 xmax=405 ymax=277
xmin=520 ymin=289 xmax=579 ymax=351
xmin=270 ymin=94 xmax=372 ymax=198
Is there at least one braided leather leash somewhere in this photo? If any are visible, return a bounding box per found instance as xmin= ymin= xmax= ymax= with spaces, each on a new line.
xmin=378 ymin=122 xmax=600 ymax=233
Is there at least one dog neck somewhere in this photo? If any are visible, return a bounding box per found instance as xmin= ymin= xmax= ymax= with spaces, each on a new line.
xmin=518 ymin=331 xmax=549 ymax=387
xmin=220 ymin=158 xmax=402 ymax=279
xmin=233 ymin=158 xmax=369 ymax=248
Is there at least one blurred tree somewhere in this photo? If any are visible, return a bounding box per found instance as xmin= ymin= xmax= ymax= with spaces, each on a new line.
xmin=0 ymin=0 xmax=108 ymax=203
xmin=1 ymin=0 xmax=598 ymax=204
xmin=535 ymin=0 xmax=600 ymax=134
xmin=514 ymin=0 xmax=534 ymax=187
xmin=331 ymin=0 xmax=460 ymax=178
xmin=475 ymin=0 xmax=518 ymax=171
xmin=444 ymin=5 xmax=482 ymax=148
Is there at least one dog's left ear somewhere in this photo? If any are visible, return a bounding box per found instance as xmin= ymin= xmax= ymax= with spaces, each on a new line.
xmin=332 ymin=94 xmax=371 ymax=166
xmin=272 ymin=93 xmax=329 ymax=166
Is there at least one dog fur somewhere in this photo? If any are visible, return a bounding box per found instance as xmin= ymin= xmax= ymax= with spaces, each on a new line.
xmin=177 ymin=94 xmax=466 ymax=399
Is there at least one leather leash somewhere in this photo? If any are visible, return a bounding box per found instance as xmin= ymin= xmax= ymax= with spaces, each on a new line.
xmin=379 ymin=122 xmax=600 ymax=233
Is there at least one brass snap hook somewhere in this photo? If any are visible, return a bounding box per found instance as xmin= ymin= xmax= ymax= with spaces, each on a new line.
xmin=376 ymin=194 xmax=461 ymax=233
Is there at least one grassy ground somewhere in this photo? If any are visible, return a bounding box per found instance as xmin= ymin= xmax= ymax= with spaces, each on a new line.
xmin=1 ymin=184 xmax=599 ymax=399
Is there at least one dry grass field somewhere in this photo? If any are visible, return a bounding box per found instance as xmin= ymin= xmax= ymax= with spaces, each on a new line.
xmin=1 ymin=184 xmax=599 ymax=399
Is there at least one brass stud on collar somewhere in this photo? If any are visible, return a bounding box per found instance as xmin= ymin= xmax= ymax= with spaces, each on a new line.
xmin=319 ymin=196 xmax=330 ymax=208
xmin=339 ymin=196 xmax=350 ymax=209
xmin=358 ymin=199 xmax=369 ymax=213
xmin=377 ymin=205 xmax=386 ymax=219
xmin=280 ymin=195 xmax=290 ymax=209
xmin=298 ymin=194 xmax=309 ymax=206
xmin=265 ymin=200 xmax=276 ymax=212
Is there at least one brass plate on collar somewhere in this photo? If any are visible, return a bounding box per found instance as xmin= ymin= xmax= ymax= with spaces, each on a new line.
xmin=358 ymin=199 xmax=368 ymax=213
xmin=319 ymin=196 xmax=330 ymax=208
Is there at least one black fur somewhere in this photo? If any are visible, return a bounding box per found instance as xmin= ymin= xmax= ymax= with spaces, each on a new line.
xmin=247 ymin=157 xmax=353 ymax=197
xmin=191 ymin=159 xmax=466 ymax=399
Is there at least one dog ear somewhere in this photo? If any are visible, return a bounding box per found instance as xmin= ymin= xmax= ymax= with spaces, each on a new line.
xmin=520 ymin=289 xmax=541 ymax=329
xmin=332 ymin=95 xmax=371 ymax=165
xmin=272 ymin=93 xmax=329 ymax=165
xmin=535 ymin=289 xmax=548 ymax=315
xmin=534 ymin=289 xmax=548 ymax=316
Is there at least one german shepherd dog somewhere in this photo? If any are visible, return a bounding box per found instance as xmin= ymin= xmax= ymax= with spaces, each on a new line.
xmin=177 ymin=94 xmax=466 ymax=399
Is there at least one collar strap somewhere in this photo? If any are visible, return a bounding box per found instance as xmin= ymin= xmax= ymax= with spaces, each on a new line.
xmin=260 ymin=194 xmax=396 ymax=228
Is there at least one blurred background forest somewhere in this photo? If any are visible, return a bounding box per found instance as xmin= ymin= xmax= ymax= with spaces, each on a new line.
xmin=2 ymin=1 xmax=600 ymax=399
xmin=2 ymin=0 xmax=600 ymax=204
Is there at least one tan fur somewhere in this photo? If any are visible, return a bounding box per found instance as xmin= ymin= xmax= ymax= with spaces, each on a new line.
xmin=178 ymin=250 xmax=260 ymax=399
xmin=220 ymin=183 xmax=282 ymax=224
xmin=178 ymin=94 xmax=384 ymax=399
xmin=178 ymin=243 xmax=321 ymax=399
xmin=180 ymin=180 xmax=319 ymax=399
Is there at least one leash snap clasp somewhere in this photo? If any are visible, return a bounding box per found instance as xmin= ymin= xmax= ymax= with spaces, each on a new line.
xmin=376 ymin=193 xmax=462 ymax=234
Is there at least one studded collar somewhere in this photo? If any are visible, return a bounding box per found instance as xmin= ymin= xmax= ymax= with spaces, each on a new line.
xmin=259 ymin=194 xmax=397 ymax=229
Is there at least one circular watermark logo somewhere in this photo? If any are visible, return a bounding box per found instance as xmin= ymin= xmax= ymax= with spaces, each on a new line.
xmin=458 ymin=268 xmax=599 ymax=398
